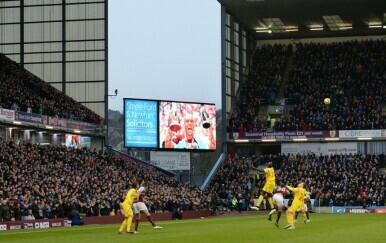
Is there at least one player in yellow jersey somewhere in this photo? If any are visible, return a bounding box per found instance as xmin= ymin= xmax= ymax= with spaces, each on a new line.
xmin=250 ymin=162 xmax=275 ymax=211
xmin=284 ymin=182 xmax=308 ymax=229
xmin=294 ymin=191 xmax=311 ymax=224
xmin=118 ymin=182 xmax=139 ymax=234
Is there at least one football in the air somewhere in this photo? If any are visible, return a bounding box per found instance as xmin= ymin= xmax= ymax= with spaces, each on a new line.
xmin=324 ymin=98 xmax=331 ymax=105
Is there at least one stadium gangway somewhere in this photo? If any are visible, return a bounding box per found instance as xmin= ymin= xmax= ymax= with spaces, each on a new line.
xmin=200 ymin=152 xmax=225 ymax=190
xmin=106 ymin=147 xmax=181 ymax=182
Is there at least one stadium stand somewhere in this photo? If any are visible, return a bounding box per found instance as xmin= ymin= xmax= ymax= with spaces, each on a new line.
xmin=278 ymin=153 xmax=385 ymax=207
xmin=208 ymin=153 xmax=384 ymax=210
xmin=276 ymin=40 xmax=386 ymax=131
xmin=207 ymin=154 xmax=254 ymax=212
xmin=0 ymin=140 xmax=210 ymax=221
xmin=227 ymin=44 xmax=290 ymax=133
xmin=1 ymin=38 xmax=386 ymax=222
xmin=0 ymin=136 xmax=384 ymax=222
xmin=229 ymin=40 xmax=386 ymax=131
xmin=0 ymin=53 xmax=100 ymax=124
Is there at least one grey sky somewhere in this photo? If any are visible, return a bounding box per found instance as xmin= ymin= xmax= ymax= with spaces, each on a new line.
xmin=108 ymin=0 xmax=221 ymax=112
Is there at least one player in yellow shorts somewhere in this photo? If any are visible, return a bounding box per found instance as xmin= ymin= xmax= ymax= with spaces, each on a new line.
xmin=118 ymin=182 xmax=139 ymax=234
xmin=250 ymin=162 xmax=275 ymax=211
xmin=294 ymin=192 xmax=311 ymax=224
xmin=284 ymin=182 xmax=308 ymax=229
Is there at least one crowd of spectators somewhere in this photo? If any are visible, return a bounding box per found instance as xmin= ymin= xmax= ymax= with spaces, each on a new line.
xmin=228 ymin=44 xmax=290 ymax=133
xmin=228 ymin=40 xmax=386 ymax=132
xmin=274 ymin=40 xmax=386 ymax=131
xmin=0 ymin=139 xmax=210 ymax=222
xmin=278 ymin=153 xmax=385 ymax=207
xmin=0 ymin=138 xmax=385 ymax=222
xmin=212 ymin=152 xmax=385 ymax=209
xmin=207 ymin=154 xmax=254 ymax=212
xmin=0 ymin=53 xmax=100 ymax=124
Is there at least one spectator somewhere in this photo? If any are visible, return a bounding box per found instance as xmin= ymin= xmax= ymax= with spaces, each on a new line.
xmin=1 ymin=200 xmax=11 ymax=221
xmin=69 ymin=207 xmax=84 ymax=226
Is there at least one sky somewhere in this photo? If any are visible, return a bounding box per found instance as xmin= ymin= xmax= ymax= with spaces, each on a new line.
xmin=108 ymin=0 xmax=221 ymax=112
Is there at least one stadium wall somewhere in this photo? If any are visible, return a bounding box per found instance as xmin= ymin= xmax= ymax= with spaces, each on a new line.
xmin=0 ymin=0 xmax=107 ymax=118
xmin=223 ymin=10 xmax=255 ymax=120
xmin=255 ymin=35 xmax=386 ymax=47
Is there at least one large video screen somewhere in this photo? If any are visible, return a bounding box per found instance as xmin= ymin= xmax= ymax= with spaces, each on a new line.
xmin=65 ymin=134 xmax=81 ymax=149
xmin=65 ymin=134 xmax=91 ymax=149
xmin=159 ymin=101 xmax=216 ymax=150
xmin=124 ymin=99 xmax=158 ymax=148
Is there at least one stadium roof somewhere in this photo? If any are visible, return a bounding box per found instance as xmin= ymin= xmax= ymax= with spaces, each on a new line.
xmin=218 ymin=0 xmax=386 ymax=40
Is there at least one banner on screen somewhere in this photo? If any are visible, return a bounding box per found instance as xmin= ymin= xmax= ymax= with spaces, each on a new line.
xmin=159 ymin=101 xmax=216 ymax=151
xmin=282 ymin=142 xmax=357 ymax=155
xmin=150 ymin=151 xmax=190 ymax=170
xmin=124 ymin=99 xmax=158 ymax=148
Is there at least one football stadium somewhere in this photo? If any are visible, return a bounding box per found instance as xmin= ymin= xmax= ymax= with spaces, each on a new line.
xmin=0 ymin=0 xmax=386 ymax=242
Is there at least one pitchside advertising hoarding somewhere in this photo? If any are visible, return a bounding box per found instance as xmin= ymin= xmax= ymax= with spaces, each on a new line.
xmin=331 ymin=206 xmax=386 ymax=214
xmin=0 ymin=219 xmax=72 ymax=231
xmin=123 ymin=98 xmax=216 ymax=151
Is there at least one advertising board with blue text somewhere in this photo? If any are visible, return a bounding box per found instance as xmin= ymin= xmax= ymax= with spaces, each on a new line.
xmin=124 ymin=99 xmax=158 ymax=148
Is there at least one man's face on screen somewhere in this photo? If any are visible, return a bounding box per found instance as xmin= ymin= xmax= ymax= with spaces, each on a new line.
xmin=184 ymin=114 xmax=195 ymax=139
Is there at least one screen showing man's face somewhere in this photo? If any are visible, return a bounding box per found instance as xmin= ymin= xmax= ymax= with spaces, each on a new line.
xmin=158 ymin=101 xmax=216 ymax=150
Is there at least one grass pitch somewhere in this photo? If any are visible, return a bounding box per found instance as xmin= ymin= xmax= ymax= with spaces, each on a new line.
xmin=0 ymin=213 xmax=385 ymax=243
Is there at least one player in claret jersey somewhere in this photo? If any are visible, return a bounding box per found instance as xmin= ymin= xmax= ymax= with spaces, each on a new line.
xmin=268 ymin=183 xmax=288 ymax=227
xmin=133 ymin=178 xmax=163 ymax=233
